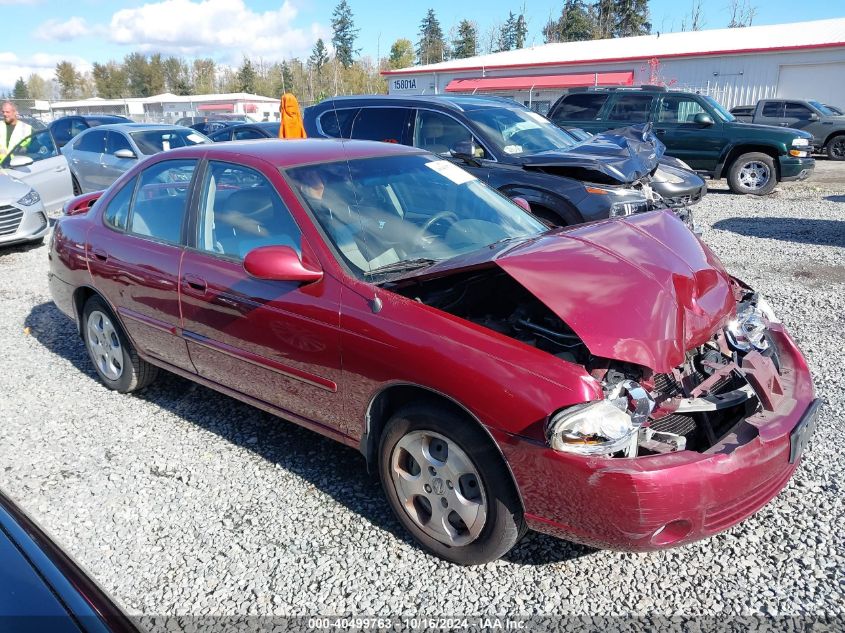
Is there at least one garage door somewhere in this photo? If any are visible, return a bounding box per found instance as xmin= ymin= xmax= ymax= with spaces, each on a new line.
xmin=777 ymin=62 xmax=845 ymax=109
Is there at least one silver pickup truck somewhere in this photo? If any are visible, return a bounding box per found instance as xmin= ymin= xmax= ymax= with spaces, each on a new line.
xmin=730 ymin=99 xmax=845 ymax=160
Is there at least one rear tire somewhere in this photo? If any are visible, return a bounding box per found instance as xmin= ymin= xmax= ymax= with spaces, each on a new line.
xmin=82 ymin=295 xmax=158 ymax=392
xmin=826 ymin=135 xmax=845 ymax=161
xmin=71 ymin=174 xmax=82 ymax=196
xmin=378 ymin=403 xmax=525 ymax=565
xmin=727 ymin=152 xmax=777 ymax=195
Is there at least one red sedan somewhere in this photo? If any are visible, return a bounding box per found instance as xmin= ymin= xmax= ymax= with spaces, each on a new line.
xmin=48 ymin=139 xmax=818 ymax=564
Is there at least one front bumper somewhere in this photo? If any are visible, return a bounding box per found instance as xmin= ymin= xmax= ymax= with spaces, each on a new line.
xmin=501 ymin=325 xmax=816 ymax=551
xmin=779 ymin=156 xmax=815 ymax=182
xmin=0 ymin=202 xmax=49 ymax=246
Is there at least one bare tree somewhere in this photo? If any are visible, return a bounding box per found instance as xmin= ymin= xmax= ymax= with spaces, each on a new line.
xmin=727 ymin=0 xmax=757 ymax=28
xmin=681 ymin=0 xmax=705 ymax=31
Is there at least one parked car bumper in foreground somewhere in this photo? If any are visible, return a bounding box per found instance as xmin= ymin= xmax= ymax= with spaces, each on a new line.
xmin=779 ymin=156 xmax=815 ymax=181
xmin=501 ymin=325 xmax=817 ymax=551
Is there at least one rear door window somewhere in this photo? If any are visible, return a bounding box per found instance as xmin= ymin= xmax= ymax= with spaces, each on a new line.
xmin=128 ymin=160 xmax=197 ymax=244
xmin=350 ymin=108 xmax=412 ymax=144
xmin=551 ymin=93 xmax=609 ymax=122
xmin=606 ymin=94 xmax=655 ymax=123
xmin=762 ymin=102 xmax=784 ymax=117
xmin=103 ymin=176 xmax=137 ymax=231
xmin=318 ymin=108 xmax=358 ymax=138
xmin=74 ymin=130 xmax=107 ymax=153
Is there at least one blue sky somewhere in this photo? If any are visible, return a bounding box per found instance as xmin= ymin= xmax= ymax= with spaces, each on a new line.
xmin=1 ymin=0 xmax=842 ymax=90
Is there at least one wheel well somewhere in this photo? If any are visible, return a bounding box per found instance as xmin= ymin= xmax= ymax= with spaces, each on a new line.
xmin=362 ymin=383 xmax=526 ymax=510
xmin=72 ymin=286 xmax=97 ymax=336
xmin=823 ymin=131 xmax=845 ymax=147
xmin=498 ymin=186 xmax=579 ymax=226
xmin=723 ymin=145 xmax=780 ymax=179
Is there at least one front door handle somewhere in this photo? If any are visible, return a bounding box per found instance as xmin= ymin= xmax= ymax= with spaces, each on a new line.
xmin=55 ymin=165 xmax=67 ymax=172
xmin=183 ymin=274 xmax=207 ymax=294
xmin=91 ymin=248 xmax=108 ymax=261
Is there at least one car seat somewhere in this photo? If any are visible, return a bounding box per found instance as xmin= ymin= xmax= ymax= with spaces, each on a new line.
xmin=418 ymin=118 xmax=449 ymax=155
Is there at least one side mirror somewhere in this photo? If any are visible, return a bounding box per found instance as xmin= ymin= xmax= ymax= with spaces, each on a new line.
xmin=114 ymin=149 xmax=137 ymax=159
xmin=450 ymin=139 xmax=482 ymax=166
xmin=243 ymin=245 xmax=323 ymax=283
xmin=9 ymin=155 xmax=34 ymax=168
xmin=511 ymin=197 xmax=531 ymax=212
xmin=693 ymin=113 xmax=714 ymax=126
xmin=808 ymin=113 xmax=820 ymax=122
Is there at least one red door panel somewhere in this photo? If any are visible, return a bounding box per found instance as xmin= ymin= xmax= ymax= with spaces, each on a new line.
xmin=179 ymin=250 xmax=344 ymax=430
xmin=86 ymin=223 xmax=195 ymax=373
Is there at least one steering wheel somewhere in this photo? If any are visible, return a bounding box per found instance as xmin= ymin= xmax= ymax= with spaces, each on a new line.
xmin=412 ymin=211 xmax=459 ymax=248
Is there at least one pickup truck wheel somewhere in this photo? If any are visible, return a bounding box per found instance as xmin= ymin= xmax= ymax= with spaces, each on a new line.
xmin=727 ymin=152 xmax=777 ymax=195
xmin=826 ymin=135 xmax=845 ymax=161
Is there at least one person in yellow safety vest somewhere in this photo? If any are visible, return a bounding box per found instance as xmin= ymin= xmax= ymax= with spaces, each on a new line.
xmin=1 ymin=101 xmax=33 ymax=162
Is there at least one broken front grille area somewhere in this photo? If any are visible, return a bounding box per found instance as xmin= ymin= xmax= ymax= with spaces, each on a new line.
xmin=647 ymin=351 xmax=763 ymax=453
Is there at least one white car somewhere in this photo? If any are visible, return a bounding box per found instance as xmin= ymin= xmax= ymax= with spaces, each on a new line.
xmin=1 ymin=127 xmax=75 ymax=247
xmin=0 ymin=172 xmax=50 ymax=246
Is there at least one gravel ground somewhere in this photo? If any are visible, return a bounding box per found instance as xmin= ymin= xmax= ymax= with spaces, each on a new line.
xmin=1 ymin=162 xmax=843 ymax=630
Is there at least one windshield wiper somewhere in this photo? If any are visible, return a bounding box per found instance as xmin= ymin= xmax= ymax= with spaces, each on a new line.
xmin=363 ymin=258 xmax=438 ymax=277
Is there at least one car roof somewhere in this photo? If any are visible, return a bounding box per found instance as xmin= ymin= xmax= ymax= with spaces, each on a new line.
xmin=161 ymin=137 xmax=423 ymax=167
xmin=89 ymin=123 xmax=199 ymax=132
xmin=226 ymin=121 xmax=280 ymax=130
xmin=314 ymin=94 xmax=523 ymax=113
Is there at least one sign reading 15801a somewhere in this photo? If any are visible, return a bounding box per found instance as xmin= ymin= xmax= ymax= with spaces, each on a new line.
xmin=392 ymin=78 xmax=417 ymax=91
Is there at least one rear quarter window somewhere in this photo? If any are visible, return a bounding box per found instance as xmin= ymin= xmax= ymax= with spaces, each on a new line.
xmin=551 ymin=93 xmax=609 ymax=122
xmin=318 ymin=108 xmax=358 ymax=138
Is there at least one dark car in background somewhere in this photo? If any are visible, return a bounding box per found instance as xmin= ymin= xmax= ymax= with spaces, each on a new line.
xmin=304 ymin=95 xmax=705 ymax=229
xmin=0 ymin=489 xmax=138 ymax=632
xmin=729 ymin=99 xmax=845 ymax=160
xmin=189 ymin=119 xmax=240 ymax=136
xmin=174 ymin=114 xmax=256 ymax=127
xmin=548 ymin=87 xmax=815 ymax=195
xmin=62 ymin=123 xmax=210 ymax=193
xmin=49 ymin=115 xmax=133 ymax=149
xmin=206 ymin=121 xmax=281 ymax=142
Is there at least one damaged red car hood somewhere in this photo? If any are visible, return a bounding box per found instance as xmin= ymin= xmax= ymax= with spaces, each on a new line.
xmin=494 ymin=211 xmax=735 ymax=372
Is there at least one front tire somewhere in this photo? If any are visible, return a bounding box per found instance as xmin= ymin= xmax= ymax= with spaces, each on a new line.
xmin=82 ymin=295 xmax=158 ymax=392
xmin=71 ymin=174 xmax=82 ymax=196
xmin=378 ymin=403 xmax=525 ymax=565
xmin=727 ymin=152 xmax=777 ymax=195
xmin=826 ymin=135 xmax=845 ymax=161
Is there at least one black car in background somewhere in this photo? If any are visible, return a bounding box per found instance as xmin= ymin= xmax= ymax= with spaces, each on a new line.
xmin=206 ymin=121 xmax=281 ymax=142
xmin=304 ymin=95 xmax=705 ymax=228
xmin=49 ymin=115 xmax=133 ymax=149
xmin=0 ymin=489 xmax=138 ymax=633
xmin=189 ymin=120 xmax=239 ymax=136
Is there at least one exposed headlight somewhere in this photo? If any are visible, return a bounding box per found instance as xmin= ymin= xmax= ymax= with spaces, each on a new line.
xmin=17 ymin=189 xmax=41 ymax=206
xmin=547 ymin=380 xmax=654 ymax=457
xmin=791 ymin=138 xmax=810 ymax=147
xmin=609 ymin=200 xmax=648 ymax=217
xmin=726 ymin=297 xmax=775 ymax=352
xmin=547 ymin=400 xmax=637 ymax=455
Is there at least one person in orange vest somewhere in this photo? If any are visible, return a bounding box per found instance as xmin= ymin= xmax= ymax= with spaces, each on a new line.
xmin=1 ymin=101 xmax=33 ymax=161
xmin=278 ymin=93 xmax=306 ymax=139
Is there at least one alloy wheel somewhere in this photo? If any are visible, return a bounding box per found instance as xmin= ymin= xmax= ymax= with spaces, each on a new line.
xmin=390 ymin=430 xmax=487 ymax=547
xmin=86 ymin=310 xmax=123 ymax=381
xmin=738 ymin=161 xmax=771 ymax=190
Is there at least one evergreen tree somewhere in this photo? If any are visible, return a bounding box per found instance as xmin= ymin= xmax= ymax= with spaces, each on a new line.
xmin=147 ymin=53 xmax=165 ymax=95
xmin=593 ymin=0 xmax=615 ymax=39
xmin=309 ymin=39 xmax=330 ymax=74
xmin=55 ymin=61 xmax=81 ymax=99
xmin=281 ymin=61 xmax=294 ymax=93
xmin=416 ymin=9 xmax=447 ymax=65
xmin=497 ymin=12 xmax=517 ymax=51
xmin=331 ymin=0 xmax=360 ymax=68
xmin=388 ymin=39 xmax=415 ymax=69
xmin=452 ymin=20 xmax=478 ymax=59
xmin=92 ymin=62 xmax=127 ymax=99
xmin=236 ymin=57 xmax=257 ymax=93
xmin=613 ymin=0 xmax=650 ymax=37
xmin=13 ymin=77 xmax=29 ymax=100
xmin=514 ymin=12 xmax=528 ymax=48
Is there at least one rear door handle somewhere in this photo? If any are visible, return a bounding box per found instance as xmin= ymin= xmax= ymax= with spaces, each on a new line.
xmin=55 ymin=165 xmax=67 ymax=172
xmin=183 ymin=274 xmax=207 ymax=294
xmin=91 ymin=248 xmax=108 ymax=261
xmin=654 ymin=129 xmax=666 ymax=135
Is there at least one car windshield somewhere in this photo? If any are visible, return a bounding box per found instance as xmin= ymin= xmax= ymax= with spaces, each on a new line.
xmin=129 ymin=129 xmax=209 ymax=155
xmin=464 ymin=107 xmax=576 ymax=156
xmin=287 ymin=154 xmax=546 ymax=279
xmin=808 ymin=101 xmax=834 ymax=116
xmin=703 ymin=96 xmax=735 ymax=122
